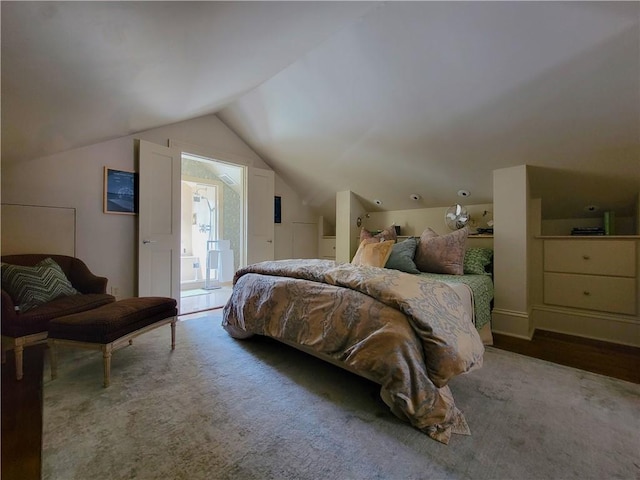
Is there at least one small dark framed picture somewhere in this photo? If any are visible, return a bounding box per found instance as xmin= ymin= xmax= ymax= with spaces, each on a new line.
xmin=274 ymin=196 xmax=282 ymax=223
xmin=103 ymin=167 xmax=137 ymax=215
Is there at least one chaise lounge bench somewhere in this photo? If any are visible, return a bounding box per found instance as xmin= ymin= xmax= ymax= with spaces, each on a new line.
xmin=48 ymin=296 xmax=178 ymax=387
xmin=1 ymin=254 xmax=116 ymax=380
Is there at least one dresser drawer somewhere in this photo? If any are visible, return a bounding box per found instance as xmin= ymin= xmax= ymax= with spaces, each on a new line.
xmin=319 ymin=237 xmax=336 ymax=258
xmin=544 ymin=240 xmax=636 ymax=277
xmin=544 ymin=272 xmax=636 ymax=315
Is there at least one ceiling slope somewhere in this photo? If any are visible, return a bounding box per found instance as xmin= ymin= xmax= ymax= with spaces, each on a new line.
xmin=1 ymin=1 xmax=375 ymax=163
xmin=2 ymin=2 xmax=639 ymax=223
xmin=218 ymin=1 xmax=639 ymax=221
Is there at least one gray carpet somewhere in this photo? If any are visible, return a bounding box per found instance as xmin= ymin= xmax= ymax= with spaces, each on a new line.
xmin=42 ymin=310 xmax=640 ymax=480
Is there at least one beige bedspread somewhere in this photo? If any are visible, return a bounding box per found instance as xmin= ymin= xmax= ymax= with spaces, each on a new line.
xmin=222 ymin=259 xmax=485 ymax=444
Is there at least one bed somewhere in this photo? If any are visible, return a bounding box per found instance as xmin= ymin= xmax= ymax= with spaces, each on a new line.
xmin=222 ymin=257 xmax=488 ymax=444
xmin=418 ymin=272 xmax=494 ymax=345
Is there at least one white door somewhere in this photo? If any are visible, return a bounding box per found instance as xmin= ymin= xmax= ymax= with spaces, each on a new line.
xmin=246 ymin=167 xmax=275 ymax=265
xmin=138 ymin=140 xmax=181 ymax=299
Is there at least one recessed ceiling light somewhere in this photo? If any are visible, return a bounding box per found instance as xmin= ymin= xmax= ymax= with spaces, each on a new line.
xmin=584 ymin=205 xmax=599 ymax=213
xmin=457 ymin=190 xmax=470 ymax=198
xmin=374 ymin=199 xmax=383 ymax=206
xmin=410 ymin=194 xmax=421 ymax=201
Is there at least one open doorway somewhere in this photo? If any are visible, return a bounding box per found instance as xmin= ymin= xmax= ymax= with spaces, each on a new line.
xmin=180 ymin=153 xmax=244 ymax=313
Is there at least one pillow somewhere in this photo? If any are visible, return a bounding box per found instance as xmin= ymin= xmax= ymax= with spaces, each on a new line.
xmin=385 ymin=237 xmax=420 ymax=274
xmin=352 ymin=240 xmax=395 ymax=267
xmin=1 ymin=257 xmax=79 ymax=312
xmin=414 ymin=227 xmax=468 ymax=275
xmin=360 ymin=225 xmax=397 ymax=243
xmin=464 ymin=247 xmax=494 ymax=275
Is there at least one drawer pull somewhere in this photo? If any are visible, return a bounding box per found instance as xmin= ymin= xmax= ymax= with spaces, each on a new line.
xmin=582 ymin=255 xmax=590 ymax=260
xmin=583 ymin=291 xmax=590 ymax=296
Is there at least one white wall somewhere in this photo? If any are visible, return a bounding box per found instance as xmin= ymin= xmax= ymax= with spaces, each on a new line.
xmin=1 ymin=114 xmax=315 ymax=298
xmin=637 ymin=193 xmax=640 ymax=235
xmin=336 ymin=191 xmax=366 ymax=263
xmin=362 ymin=204 xmax=494 ymax=237
xmin=491 ymin=164 xmax=531 ymax=339
xmin=274 ymin=175 xmax=320 ymax=260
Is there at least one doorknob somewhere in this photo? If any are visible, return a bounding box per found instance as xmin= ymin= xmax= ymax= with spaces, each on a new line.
xmin=142 ymin=239 xmax=157 ymax=244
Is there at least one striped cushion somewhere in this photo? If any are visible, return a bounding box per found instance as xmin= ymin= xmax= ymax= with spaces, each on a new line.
xmin=1 ymin=257 xmax=79 ymax=313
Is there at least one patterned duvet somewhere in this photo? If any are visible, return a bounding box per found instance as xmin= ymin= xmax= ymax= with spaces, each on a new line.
xmin=222 ymin=259 xmax=485 ymax=444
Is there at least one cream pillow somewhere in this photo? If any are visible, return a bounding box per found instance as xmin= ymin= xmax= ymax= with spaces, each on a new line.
xmin=352 ymin=240 xmax=395 ymax=267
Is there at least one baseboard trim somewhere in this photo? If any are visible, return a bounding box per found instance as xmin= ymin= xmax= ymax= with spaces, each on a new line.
xmin=531 ymin=305 xmax=640 ymax=348
xmin=491 ymin=308 xmax=532 ymax=340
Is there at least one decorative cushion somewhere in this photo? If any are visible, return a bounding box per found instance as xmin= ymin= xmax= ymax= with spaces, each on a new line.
xmin=352 ymin=240 xmax=395 ymax=267
xmin=360 ymin=225 xmax=397 ymax=243
xmin=1 ymin=258 xmax=79 ymax=312
xmin=464 ymin=247 xmax=494 ymax=275
xmin=385 ymin=237 xmax=420 ymax=274
xmin=414 ymin=227 xmax=468 ymax=275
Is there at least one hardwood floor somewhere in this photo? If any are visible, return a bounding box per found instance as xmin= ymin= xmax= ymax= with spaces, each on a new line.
xmin=2 ymin=330 xmax=639 ymax=479
xmin=492 ymin=330 xmax=640 ymax=384
xmin=2 ymin=344 xmax=44 ymax=480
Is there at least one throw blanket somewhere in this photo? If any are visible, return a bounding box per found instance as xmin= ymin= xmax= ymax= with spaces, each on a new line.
xmin=223 ymin=259 xmax=485 ymax=444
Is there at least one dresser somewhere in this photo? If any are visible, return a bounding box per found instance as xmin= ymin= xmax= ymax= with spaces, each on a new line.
xmin=532 ymin=237 xmax=640 ymax=346
xmin=543 ymin=239 xmax=637 ymax=316
xmin=319 ymin=236 xmax=336 ymax=260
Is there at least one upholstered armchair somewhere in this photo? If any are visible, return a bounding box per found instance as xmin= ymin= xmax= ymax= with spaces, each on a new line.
xmin=1 ymin=254 xmax=115 ymax=379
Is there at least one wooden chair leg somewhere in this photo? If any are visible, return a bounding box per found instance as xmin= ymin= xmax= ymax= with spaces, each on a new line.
xmin=3 ymin=335 xmax=48 ymax=380
xmin=49 ymin=340 xmax=58 ymax=380
xmin=170 ymin=319 xmax=176 ymax=351
xmin=102 ymin=345 xmax=112 ymax=388
xmin=14 ymin=342 xmax=24 ymax=380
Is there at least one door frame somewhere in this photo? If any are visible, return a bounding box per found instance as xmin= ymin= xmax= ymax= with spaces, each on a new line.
xmin=170 ymin=140 xmax=270 ymax=278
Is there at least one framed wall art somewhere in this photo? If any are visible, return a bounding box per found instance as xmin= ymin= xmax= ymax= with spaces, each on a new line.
xmin=103 ymin=167 xmax=137 ymax=215
xmin=274 ymin=196 xmax=282 ymax=223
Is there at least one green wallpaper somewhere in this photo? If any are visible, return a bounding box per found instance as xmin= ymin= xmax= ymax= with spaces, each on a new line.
xmin=182 ymin=158 xmax=241 ymax=271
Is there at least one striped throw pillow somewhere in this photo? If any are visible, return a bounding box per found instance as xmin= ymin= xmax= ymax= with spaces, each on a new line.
xmin=1 ymin=258 xmax=78 ymax=312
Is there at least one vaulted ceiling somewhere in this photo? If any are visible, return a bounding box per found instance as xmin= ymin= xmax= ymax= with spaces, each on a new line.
xmin=3 ymin=2 xmax=639 ymax=222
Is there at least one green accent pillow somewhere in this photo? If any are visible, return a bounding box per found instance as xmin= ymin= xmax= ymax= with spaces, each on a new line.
xmin=1 ymin=257 xmax=79 ymax=312
xmin=463 ymin=247 xmax=493 ymax=275
xmin=385 ymin=237 xmax=420 ymax=274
